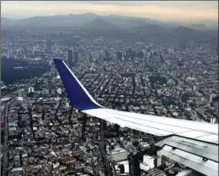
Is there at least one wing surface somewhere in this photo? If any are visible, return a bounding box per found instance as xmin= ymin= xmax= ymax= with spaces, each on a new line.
xmin=54 ymin=58 xmax=218 ymax=144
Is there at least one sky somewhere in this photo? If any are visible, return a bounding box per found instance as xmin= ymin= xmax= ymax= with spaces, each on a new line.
xmin=1 ymin=1 xmax=218 ymax=22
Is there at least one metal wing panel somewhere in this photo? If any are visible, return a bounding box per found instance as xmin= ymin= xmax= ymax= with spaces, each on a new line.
xmin=197 ymin=135 xmax=218 ymax=143
xmin=107 ymin=109 xmax=218 ymax=134
xmin=83 ymin=108 xmax=171 ymax=136
xmin=157 ymin=145 xmax=218 ymax=176
xmin=156 ymin=136 xmax=218 ymax=162
xmin=83 ymin=108 xmax=218 ymax=144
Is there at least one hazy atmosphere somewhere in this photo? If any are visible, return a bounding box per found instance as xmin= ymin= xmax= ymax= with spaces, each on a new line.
xmin=1 ymin=1 xmax=218 ymax=176
xmin=2 ymin=1 xmax=218 ymax=22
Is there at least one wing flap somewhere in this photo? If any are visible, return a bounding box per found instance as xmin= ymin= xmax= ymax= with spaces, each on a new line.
xmin=157 ymin=145 xmax=218 ymax=176
xmin=156 ymin=136 xmax=218 ymax=162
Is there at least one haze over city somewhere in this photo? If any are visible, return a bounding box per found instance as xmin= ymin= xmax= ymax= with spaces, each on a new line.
xmin=2 ymin=1 xmax=218 ymax=22
xmin=1 ymin=1 xmax=218 ymax=176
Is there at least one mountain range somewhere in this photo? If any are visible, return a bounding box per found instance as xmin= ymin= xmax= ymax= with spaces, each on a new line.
xmin=1 ymin=13 xmax=218 ymax=31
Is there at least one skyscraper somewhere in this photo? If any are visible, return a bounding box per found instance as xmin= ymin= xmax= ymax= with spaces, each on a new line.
xmin=74 ymin=50 xmax=79 ymax=65
xmin=17 ymin=108 xmax=22 ymax=128
xmin=105 ymin=51 xmax=110 ymax=61
xmin=117 ymin=52 xmax=122 ymax=60
xmin=46 ymin=40 xmax=52 ymax=52
xmin=68 ymin=49 xmax=73 ymax=67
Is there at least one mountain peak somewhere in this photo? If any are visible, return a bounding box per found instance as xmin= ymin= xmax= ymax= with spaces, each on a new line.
xmin=90 ymin=18 xmax=110 ymax=25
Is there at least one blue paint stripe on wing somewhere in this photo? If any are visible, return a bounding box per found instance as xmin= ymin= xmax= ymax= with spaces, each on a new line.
xmin=53 ymin=58 xmax=101 ymax=111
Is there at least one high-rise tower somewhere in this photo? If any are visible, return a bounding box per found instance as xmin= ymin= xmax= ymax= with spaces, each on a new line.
xmin=74 ymin=50 xmax=79 ymax=65
xmin=68 ymin=49 xmax=73 ymax=67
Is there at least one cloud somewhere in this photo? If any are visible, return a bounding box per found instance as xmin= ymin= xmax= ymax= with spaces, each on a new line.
xmin=89 ymin=1 xmax=217 ymax=9
xmin=1 ymin=1 xmax=218 ymax=21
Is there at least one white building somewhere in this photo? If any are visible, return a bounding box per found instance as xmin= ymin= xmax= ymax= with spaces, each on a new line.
xmin=28 ymin=86 xmax=34 ymax=93
xmin=57 ymin=88 xmax=62 ymax=94
xmin=140 ymin=155 xmax=162 ymax=171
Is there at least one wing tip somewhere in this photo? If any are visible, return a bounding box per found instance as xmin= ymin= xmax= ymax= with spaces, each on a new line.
xmin=53 ymin=58 xmax=102 ymax=111
xmin=53 ymin=58 xmax=63 ymax=64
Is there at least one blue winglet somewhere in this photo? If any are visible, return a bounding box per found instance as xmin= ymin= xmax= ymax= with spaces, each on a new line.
xmin=53 ymin=58 xmax=102 ymax=111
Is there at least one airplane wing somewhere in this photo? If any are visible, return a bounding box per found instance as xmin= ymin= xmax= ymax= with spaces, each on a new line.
xmin=53 ymin=58 xmax=218 ymax=145
xmin=54 ymin=58 xmax=218 ymax=175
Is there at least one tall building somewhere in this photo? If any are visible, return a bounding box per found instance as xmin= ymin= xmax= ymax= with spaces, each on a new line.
xmin=19 ymin=150 xmax=23 ymax=167
xmin=68 ymin=49 xmax=73 ymax=67
xmin=117 ymin=52 xmax=122 ymax=60
xmin=46 ymin=40 xmax=52 ymax=52
xmin=1 ymin=121 xmax=4 ymax=143
xmin=17 ymin=89 xmax=24 ymax=101
xmin=209 ymin=93 xmax=214 ymax=103
xmin=17 ymin=108 xmax=22 ymax=128
xmin=128 ymin=152 xmax=141 ymax=176
xmin=105 ymin=51 xmax=110 ymax=61
xmin=74 ymin=50 xmax=79 ymax=65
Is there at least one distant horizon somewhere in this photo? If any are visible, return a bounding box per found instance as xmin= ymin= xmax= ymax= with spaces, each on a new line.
xmin=2 ymin=12 xmax=218 ymax=26
xmin=1 ymin=1 xmax=218 ymax=23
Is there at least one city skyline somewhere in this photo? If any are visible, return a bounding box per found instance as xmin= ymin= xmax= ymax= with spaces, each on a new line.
xmin=1 ymin=1 xmax=218 ymax=22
